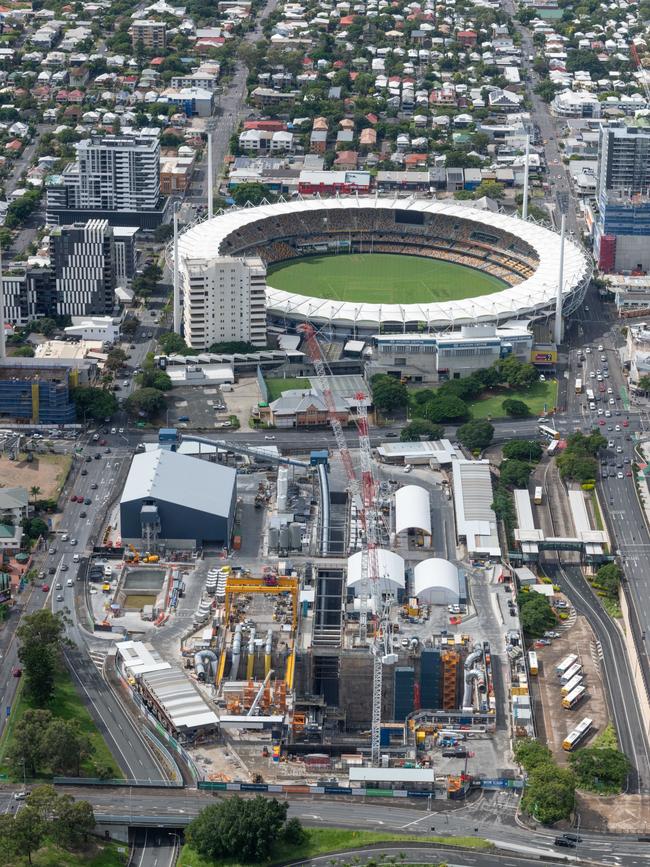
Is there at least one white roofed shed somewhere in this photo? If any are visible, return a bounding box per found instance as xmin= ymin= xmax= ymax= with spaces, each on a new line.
xmin=347 ymin=549 xmax=405 ymax=596
xmin=413 ymin=558 xmax=460 ymax=605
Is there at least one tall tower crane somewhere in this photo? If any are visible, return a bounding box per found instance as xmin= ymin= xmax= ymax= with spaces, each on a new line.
xmin=299 ymin=324 xmax=397 ymax=765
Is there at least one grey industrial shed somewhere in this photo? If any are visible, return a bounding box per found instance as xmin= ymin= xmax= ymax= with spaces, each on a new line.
xmin=120 ymin=448 xmax=236 ymax=548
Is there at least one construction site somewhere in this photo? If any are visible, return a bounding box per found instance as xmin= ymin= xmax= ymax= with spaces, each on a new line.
xmin=103 ymin=325 xmax=512 ymax=795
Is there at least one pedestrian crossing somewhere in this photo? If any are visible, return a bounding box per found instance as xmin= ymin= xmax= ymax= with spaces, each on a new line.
xmin=88 ymin=649 xmax=107 ymax=673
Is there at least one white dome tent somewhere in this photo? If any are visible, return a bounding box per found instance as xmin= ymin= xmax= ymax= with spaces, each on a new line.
xmin=395 ymin=484 xmax=432 ymax=540
xmin=413 ymin=558 xmax=460 ymax=605
xmin=347 ymin=549 xmax=405 ymax=597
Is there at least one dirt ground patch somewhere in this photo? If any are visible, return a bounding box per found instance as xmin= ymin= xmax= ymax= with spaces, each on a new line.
xmin=576 ymin=791 xmax=650 ymax=833
xmin=0 ymin=452 xmax=72 ymax=500
xmin=530 ymin=614 xmax=608 ymax=764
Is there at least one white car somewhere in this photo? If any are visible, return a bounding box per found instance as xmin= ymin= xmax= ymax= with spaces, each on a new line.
xmin=110 ymin=427 xmax=117 ymax=434
xmin=598 ymin=344 xmax=604 ymax=351
xmin=617 ymin=471 xmax=624 ymax=479
xmin=597 ymin=375 xmax=603 ymax=382
xmin=118 ymin=428 xmax=124 ymax=434
xmin=615 ymin=425 xmax=621 ymax=431
xmin=605 ymin=410 xmax=611 ymax=417
xmin=607 ymin=387 xmax=613 ymax=394
xmin=608 ymin=440 xmax=615 ymax=448
xmin=589 ymin=371 xmax=595 ymax=378
xmin=585 ymin=347 xmax=592 ymax=354
xmin=601 ymin=355 xmax=606 ymax=362
xmin=264 ymin=435 xmax=276 ymax=440
xmin=609 ymin=398 xmax=615 ymax=405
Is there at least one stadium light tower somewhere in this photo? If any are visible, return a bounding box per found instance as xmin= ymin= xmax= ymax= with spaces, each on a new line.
xmin=522 ymin=135 xmax=530 ymax=221
xmin=554 ymin=214 xmax=566 ymax=346
xmin=173 ymin=202 xmax=181 ymax=335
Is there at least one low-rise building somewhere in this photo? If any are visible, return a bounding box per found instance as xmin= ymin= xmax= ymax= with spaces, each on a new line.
xmin=0 ymin=487 xmax=29 ymax=553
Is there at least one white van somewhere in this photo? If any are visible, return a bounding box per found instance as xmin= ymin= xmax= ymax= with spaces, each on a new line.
xmin=73 ymin=553 xmax=80 ymax=563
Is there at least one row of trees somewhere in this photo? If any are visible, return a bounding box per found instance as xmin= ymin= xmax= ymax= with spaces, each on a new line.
xmin=0 ymin=786 xmax=95 ymax=865
xmin=16 ymin=610 xmax=67 ymax=707
xmin=517 ymin=590 xmax=556 ymax=638
xmin=6 ymin=709 xmax=94 ymax=780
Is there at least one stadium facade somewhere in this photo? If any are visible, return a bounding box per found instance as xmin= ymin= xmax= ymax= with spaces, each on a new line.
xmin=177 ymin=198 xmax=591 ymax=344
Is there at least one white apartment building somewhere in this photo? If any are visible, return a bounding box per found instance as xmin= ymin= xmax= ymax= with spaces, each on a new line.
xmin=75 ymin=135 xmax=160 ymax=212
xmin=182 ymin=255 xmax=267 ymax=349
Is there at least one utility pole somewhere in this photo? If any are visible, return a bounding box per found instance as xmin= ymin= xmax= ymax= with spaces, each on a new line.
xmin=173 ymin=203 xmax=181 ymax=335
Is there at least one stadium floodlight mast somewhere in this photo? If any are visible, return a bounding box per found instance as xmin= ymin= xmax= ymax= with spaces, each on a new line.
xmin=522 ymin=135 xmax=530 ymax=221
xmin=173 ymin=202 xmax=181 ymax=335
xmin=554 ymin=213 xmax=566 ymax=346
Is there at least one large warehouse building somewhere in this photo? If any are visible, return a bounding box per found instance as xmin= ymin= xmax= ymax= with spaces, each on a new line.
xmin=120 ymin=448 xmax=236 ymax=549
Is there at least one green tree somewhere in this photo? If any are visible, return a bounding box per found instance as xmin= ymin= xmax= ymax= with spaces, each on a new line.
xmin=136 ymin=369 xmax=173 ymax=391
xmin=523 ymin=765 xmax=575 ymax=824
xmin=124 ymin=387 xmax=167 ymax=419
xmin=186 ymin=796 xmax=289 ymax=862
xmin=29 ymin=486 xmax=41 ymax=502
xmin=283 ymin=816 xmax=307 ymax=845
xmin=16 ymin=610 xmax=66 ymax=706
xmin=71 ymin=387 xmax=118 ymax=422
xmin=517 ymin=592 xmax=556 ymax=637
xmin=12 ymin=345 xmax=35 ymax=357
xmin=158 ymin=332 xmax=191 ymax=355
xmin=6 ymin=708 xmax=52 ymax=778
xmin=457 ymin=419 xmax=494 ymax=451
xmin=371 ymin=375 xmax=408 ymax=412
xmin=231 ymin=182 xmax=276 ymax=207
xmin=638 ymin=374 xmax=650 ymax=392
xmin=423 ymin=395 xmax=470 ymax=424
xmin=569 ymin=747 xmax=630 ymax=793
xmin=121 ymin=317 xmax=140 ymax=337
xmin=475 ymin=180 xmax=505 ymax=200
xmin=5 ymin=805 xmax=46 ymax=864
xmin=535 ymin=79 xmax=559 ymax=103
xmin=492 ymin=488 xmax=515 ymax=528
xmin=595 ymin=563 xmax=622 ymax=598
xmin=208 ymin=340 xmax=261 ymax=353
xmin=105 ymin=348 xmax=127 ymax=371
xmin=514 ymin=738 xmax=553 ymax=772
xmin=502 ymin=440 xmax=543 ymax=462
xmin=45 ymin=718 xmax=93 ymax=776
xmin=499 ymin=459 xmax=532 ymax=488
xmin=502 ymin=398 xmax=530 ymax=418
xmin=22 ymin=517 xmax=49 ymax=540
xmin=399 ymin=419 xmax=444 ymax=442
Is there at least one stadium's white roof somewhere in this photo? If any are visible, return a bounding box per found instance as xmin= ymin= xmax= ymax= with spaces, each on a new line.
xmin=395 ymin=484 xmax=432 ymax=536
xmin=178 ymin=197 xmax=590 ymax=329
xmin=413 ymin=558 xmax=460 ymax=604
xmin=347 ymin=548 xmax=405 ymax=595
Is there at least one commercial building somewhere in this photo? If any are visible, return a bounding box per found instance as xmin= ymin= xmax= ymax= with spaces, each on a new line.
xmin=368 ymin=324 xmax=533 ymax=385
xmin=46 ymin=135 xmax=167 ymax=229
xmin=593 ymin=125 xmax=650 ymax=273
xmin=64 ymin=316 xmax=120 ymax=343
xmin=452 ymin=459 xmax=501 ymax=559
xmin=181 ymin=255 xmax=267 ymax=349
xmin=50 ymin=220 xmax=116 ymax=317
xmin=130 ymin=20 xmax=167 ymax=51
xmin=120 ymin=448 xmax=237 ymax=549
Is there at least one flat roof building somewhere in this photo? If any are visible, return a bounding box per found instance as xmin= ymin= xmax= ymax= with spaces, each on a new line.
xmin=452 ymin=459 xmax=501 ymax=558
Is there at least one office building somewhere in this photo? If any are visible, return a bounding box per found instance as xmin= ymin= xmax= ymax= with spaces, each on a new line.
xmin=182 ymin=255 xmax=267 ymax=349
xmin=593 ymin=125 xmax=650 ymax=272
xmin=130 ymin=20 xmax=167 ymax=51
xmin=50 ymin=220 xmax=116 ymax=317
xmin=2 ymin=268 xmax=55 ymax=326
xmin=46 ymin=134 xmax=167 ymax=229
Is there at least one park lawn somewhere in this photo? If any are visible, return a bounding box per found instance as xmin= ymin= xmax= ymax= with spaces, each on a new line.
xmin=265 ymin=377 xmax=311 ymax=402
xmin=178 ymin=828 xmax=492 ymax=867
xmin=267 ymin=253 xmax=505 ymax=304
xmin=0 ymin=666 xmax=122 ymax=780
xmin=2 ymin=840 xmax=129 ymax=867
xmin=467 ymin=379 xmax=558 ymax=419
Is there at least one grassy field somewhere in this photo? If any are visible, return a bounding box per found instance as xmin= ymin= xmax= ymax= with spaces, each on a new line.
xmin=267 ymin=253 xmax=505 ymax=303
xmin=2 ymin=840 xmax=129 ymax=867
xmin=0 ymin=667 xmax=122 ymax=780
xmin=264 ymin=377 xmax=310 ymax=402
xmin=467 ymin=379 xmax=558 ymax=419
xmin=178 ymin=828 xmax=492 ymax=867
